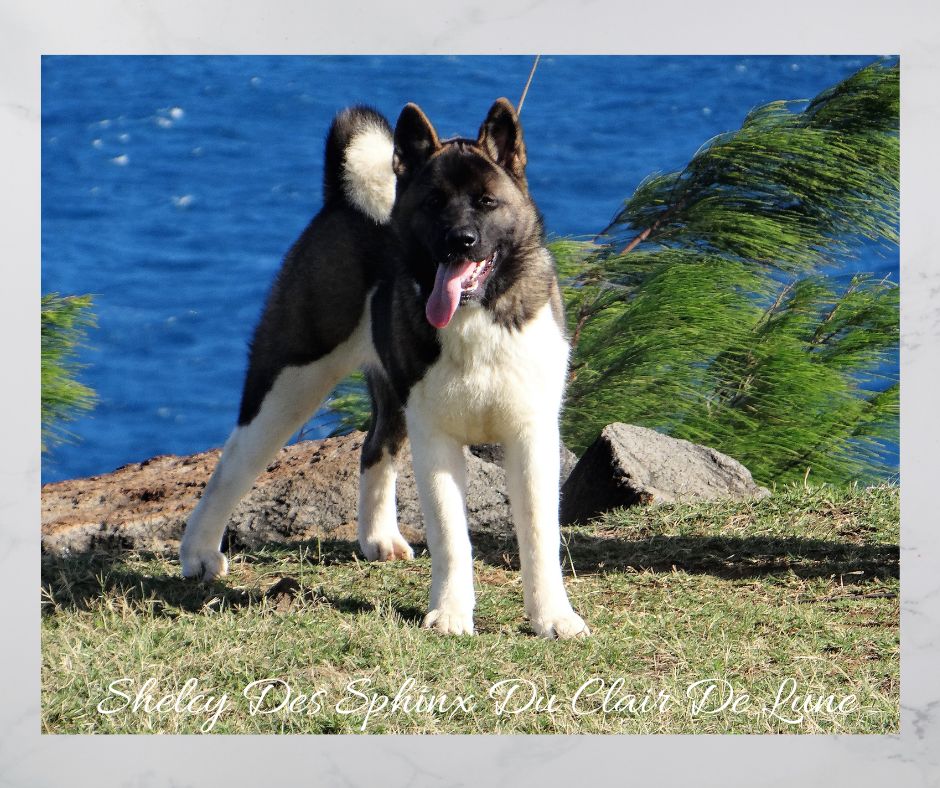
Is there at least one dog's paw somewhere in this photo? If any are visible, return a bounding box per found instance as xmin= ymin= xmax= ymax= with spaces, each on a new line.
xmin=359 ymin=532 xmax=414 ymax=562
xmin=422 ymin=607 xmax=475 ymax=636
xmin=180 ymin=546 xmax=228 ymax=582
xmin=529 ymin=609 xmax=591 ymax=640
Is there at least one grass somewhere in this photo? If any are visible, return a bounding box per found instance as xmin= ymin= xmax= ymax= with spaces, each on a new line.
xmin=41 ymin=484 xmax=899 ymax=734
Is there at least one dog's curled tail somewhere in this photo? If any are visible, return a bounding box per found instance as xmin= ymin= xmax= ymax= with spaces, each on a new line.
xmin=323 ymin=105 xmax=395 ymax=224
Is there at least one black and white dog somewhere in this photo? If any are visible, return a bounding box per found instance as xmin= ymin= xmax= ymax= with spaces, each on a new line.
xmin=180 ymin=98 xmax=589 ymax=638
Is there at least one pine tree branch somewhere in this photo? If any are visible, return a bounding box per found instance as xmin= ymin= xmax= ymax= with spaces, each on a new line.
xmin=810 ymin=279 xmax=859 ymax=347
xmin=41 ymin=293 xmax=97 ymax=453
xmin=618 ymin=198 xmax=688 ymax=254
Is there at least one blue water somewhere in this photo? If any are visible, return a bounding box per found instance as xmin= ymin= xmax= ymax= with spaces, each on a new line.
xmin=41 ymin=55 xmax=897 ymax=483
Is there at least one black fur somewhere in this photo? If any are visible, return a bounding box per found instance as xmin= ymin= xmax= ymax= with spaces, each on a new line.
xmin=237 ymin=209 xmax=386 ymax=425
xmin=360 ymin=366 xmax=407 ymax=469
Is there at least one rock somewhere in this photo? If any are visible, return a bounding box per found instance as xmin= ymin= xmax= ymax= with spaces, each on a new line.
xmin=468 ymin=442 xmax=579 ymax=484
xmin=468 ymin=443 xmax=504 ymax=466
xmin=41 ymin=431 xmax=513 ymax=557
xmin=559 ymin=445 xmax=579 ymax=484
xmin=560 ymin=423 xmax=770 ymax=524
xmin=264 ymin=576 xmax=318 ymax=612
xmin=42 ymin=423 xmax=768 ymax=556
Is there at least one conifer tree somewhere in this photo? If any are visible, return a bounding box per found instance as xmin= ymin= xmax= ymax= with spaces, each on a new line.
xmin=41 ymin=293 xmax=97 ymax=453
xmin=557 ymin=59 xmax=899 ymax=484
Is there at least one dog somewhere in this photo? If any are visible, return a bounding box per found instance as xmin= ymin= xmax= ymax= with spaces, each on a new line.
xmin=180 ymin=98 xmax=589 ymax=639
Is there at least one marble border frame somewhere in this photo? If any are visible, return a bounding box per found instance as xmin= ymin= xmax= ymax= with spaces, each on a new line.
xmin=5 ymin=1 xmax=938 ymax=785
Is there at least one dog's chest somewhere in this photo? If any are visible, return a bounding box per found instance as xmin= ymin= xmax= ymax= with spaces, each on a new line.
xmin=407 ymin=302 xmax=569 ymax=443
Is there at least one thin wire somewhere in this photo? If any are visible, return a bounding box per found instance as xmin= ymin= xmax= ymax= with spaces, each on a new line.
xmin=517 ymin=55 xmax=541 ymax=115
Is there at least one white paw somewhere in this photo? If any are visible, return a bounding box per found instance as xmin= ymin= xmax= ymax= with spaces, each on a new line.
xmin=180 ymin=544 xmax=228 ymax=581
xmin=359 ymin=531 xmax=414 ymax=562
xmin=529 ymin=609 xmax=591 ymax=639
xmin=423 ymin=607 xmax=475 ymax=636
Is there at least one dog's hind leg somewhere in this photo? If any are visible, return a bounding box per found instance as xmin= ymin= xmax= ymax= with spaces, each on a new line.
xmin=358 ymin=368 xmax=413 ymax=561
xmin=180 ymin=313 xmax=372 ymax=581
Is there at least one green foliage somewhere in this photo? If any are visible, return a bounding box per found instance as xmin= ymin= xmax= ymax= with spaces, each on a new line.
xmin=560 ymin=59 xmax=899 ymax=484
xmin=325 ymin=60 xmax=900 ymax=485
xmin=324 ymin=371 xmax=372 ymax=434
xmin=42 ymin=293 xmax=97 ymax=453
xmin=604 ymin=59 xmax=899 ymax=267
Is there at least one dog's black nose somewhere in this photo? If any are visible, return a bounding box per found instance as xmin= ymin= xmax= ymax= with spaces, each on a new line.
xmin=446 ymin=227 xmax=479 ymax=254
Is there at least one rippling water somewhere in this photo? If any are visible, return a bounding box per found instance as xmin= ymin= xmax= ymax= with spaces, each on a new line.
xmin=41 ymin=55 xmax=896 ymax=482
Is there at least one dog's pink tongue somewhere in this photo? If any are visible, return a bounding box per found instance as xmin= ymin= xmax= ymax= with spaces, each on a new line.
xmin=426 ymin=261 xmax=475 ymax=329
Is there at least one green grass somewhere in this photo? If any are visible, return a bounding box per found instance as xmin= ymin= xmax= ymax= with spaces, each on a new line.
xmin=41 ymin=484 xmax=899 ymax=734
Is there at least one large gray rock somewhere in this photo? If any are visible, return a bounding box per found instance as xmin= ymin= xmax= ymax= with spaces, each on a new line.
xmin=560 ymin=423 xmax=769 ymax=524
xmin=41 ymin=431 xmax=514 ymax=556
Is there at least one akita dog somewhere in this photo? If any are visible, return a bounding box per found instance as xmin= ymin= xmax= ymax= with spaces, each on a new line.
xmin=180 ymin=98 xmax=589 ymax=638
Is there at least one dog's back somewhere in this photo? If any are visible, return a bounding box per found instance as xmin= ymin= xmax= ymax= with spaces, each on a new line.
xmin=238 ymin=107 xmax=395 ymax=426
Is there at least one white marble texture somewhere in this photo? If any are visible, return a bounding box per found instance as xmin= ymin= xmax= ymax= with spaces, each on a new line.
xmin=4 ymin=0 xmax=939 ymax=785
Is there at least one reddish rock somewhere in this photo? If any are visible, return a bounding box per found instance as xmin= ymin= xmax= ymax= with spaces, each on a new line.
xmin=41 ymin=431 xmax=512 ymax=557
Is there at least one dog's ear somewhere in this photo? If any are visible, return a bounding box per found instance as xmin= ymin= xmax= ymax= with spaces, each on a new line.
xmin=477 ymin=97 xmax=527 ymax=189
xmin=393 ymin=103 xmax=440 ymax=180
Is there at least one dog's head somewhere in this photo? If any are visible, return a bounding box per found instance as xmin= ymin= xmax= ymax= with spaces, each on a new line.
xmin=391 ymin=98 xmax=542 ymax=329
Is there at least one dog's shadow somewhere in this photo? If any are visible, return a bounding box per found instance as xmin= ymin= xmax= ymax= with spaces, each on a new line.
xmin=40 ymin=545 xmax=428 ymax=623
xmin=41 ymin=529 xmax=898 ymax=618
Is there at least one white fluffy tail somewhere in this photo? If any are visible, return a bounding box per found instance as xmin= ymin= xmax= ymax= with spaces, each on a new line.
xmin=323 ymin=106 xmax=395 ymax=223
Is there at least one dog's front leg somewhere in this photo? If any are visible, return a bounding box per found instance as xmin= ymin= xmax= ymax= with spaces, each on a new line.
xmin=357 ymin=370 xmax=413 ymax=562
xmin=505 ymin=424 xmax=590 ymax=639
xmin=407 ymin=416 xmax=475 ymax=635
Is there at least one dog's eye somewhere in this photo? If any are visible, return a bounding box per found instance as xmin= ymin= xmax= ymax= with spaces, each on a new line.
xmin=424 ymin=192 xmax=444 ymax=210
xmin=477 ymin=194 xmax=498 ymax=209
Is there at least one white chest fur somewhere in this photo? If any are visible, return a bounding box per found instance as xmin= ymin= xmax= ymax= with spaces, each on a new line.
xmin=407 ymin=301 xmax=569 ymax=444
